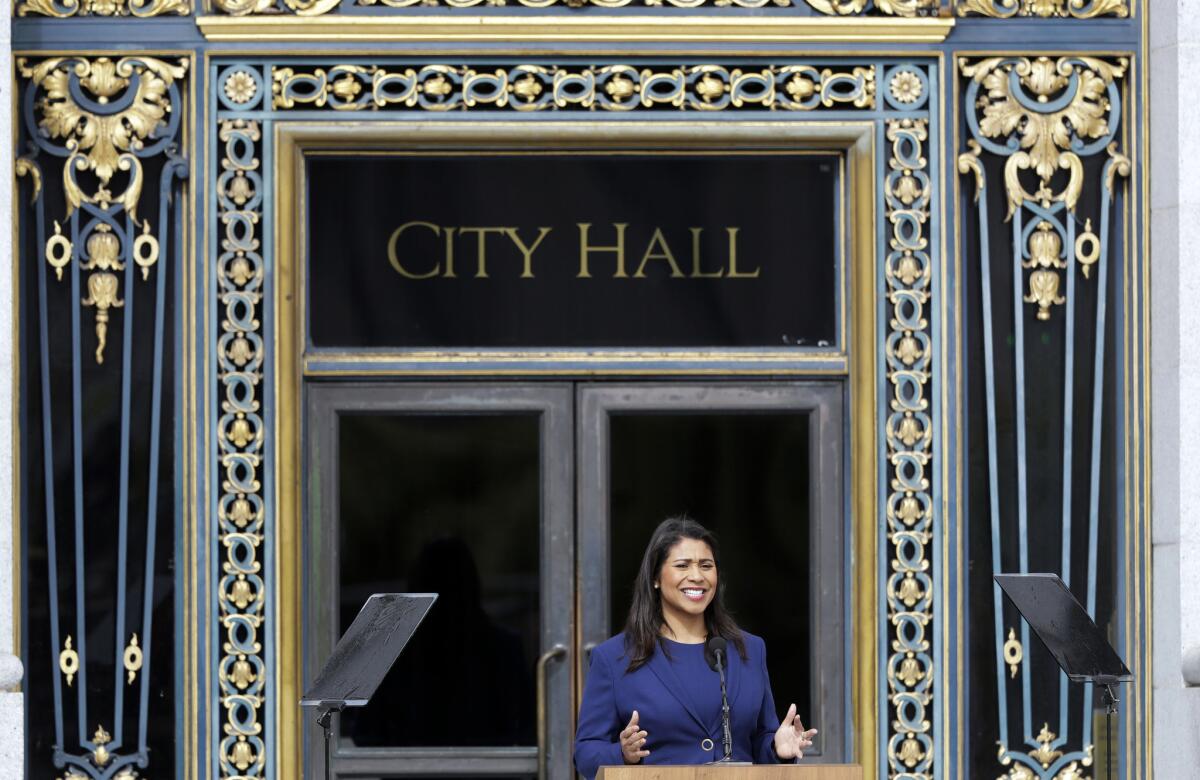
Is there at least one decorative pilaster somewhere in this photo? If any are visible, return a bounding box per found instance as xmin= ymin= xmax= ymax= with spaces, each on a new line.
xmin=16 ymin=54 xmax=188 ymax=780
xmin=883 ymin=116 xmax=934 ymax=780
xmin=958 ymin=54 xmax=1131 ymax=780
xmin=216 ymin=118 xmax=268 ymax=780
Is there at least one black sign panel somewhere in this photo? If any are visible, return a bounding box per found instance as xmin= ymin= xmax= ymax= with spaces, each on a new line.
xmin=306 ymin=153 xmax=840 ymax=349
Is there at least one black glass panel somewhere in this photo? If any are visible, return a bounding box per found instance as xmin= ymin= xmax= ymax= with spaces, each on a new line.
xmin=307 ymin=153 xmax=840 ymax=349
xmin=336 ymin=414 xmax=540 ymax=748
xmin=608 ymin=414 xmax=813 ymax=721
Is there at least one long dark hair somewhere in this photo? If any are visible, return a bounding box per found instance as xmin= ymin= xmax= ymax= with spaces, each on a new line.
xmin=622 ymin=516 xmax=746 ymax=672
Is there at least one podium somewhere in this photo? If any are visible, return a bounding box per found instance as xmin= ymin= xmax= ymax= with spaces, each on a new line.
xmin=596 ymin=766 xmax=863 ymax=780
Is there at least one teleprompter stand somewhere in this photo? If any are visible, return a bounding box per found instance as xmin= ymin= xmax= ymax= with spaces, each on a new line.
xmin=995 ymin=574 xmax=1132 ymax=780
xmin=300 ymin=593 xmax=437 ymax=779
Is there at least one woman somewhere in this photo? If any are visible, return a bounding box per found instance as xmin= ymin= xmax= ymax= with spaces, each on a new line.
xmin=574 ymin=516 xmax=817 ymax=779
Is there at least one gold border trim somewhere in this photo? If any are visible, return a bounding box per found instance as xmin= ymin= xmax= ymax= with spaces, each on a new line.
xmin=197 ymin=15 xmax=954 ymax=44
xmin=275 ymin=119 xmax=878 ymax=776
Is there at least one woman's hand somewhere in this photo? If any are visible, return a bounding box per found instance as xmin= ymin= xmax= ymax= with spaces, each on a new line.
xmin=773 ymin=703 xmax=818 ymax=760
xmin=619 ymin=710 xmax=650 ymax=764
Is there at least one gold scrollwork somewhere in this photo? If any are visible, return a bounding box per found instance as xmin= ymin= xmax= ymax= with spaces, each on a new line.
xmin=19 ymin=56 xmax=187 ymax=220
xmin=16 ymin=0 xmax=188 ymax=17
xmin=59 ymin=635 xmax=78 ymax=687
xmin=961 ymin=55 xmax=1128 ymax=322
xmin=124 ymin=634 xmax=144 ymax=684
xmin=22 ymin=56 xmax=185 ymax=364
xmin=962 ymin=56 xmax=1126 ymax=217
xmin=957 ymin=140 xmax=985 ymax=202
xmin=1003 ymin=627 xmax=1023 ymax=678
xmin=358 ymin=0 xmax=792 ymax=8
xmin=210 ymin=0 xmax=349 ymax=13
xmin=1001 ymin=732 xmax=1095 ymax=779
xmin=217 ymin=119 xmax=267 ymax=780
xmin=16 ymin=157 xmax=43 ymax=204
xmin=956 ymin=0 xmax=1127 ymax=18
xmin=806 ymin=0 xmax=935 ymax=13
xmin=271 ymin=63 xmax=874 ymax=113
xmin=884 ymin=117 xmax=933 ymax=780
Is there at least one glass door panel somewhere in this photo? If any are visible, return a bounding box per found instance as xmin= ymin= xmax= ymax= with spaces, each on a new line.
xmin=305 ymin=384 xmax=574 ymax=779
xmin=576 ymin=383 xmax=846 ymax=761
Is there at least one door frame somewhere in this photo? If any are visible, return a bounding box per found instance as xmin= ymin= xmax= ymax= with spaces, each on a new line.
xmin=575 ymin=381 xmax=848 ymax=761
xmin=303 ymin=382 xmax=575 ymax=778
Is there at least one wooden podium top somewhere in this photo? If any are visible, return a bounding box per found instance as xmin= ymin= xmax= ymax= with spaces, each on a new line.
xmin=596 ymin=765 xmax=862 ymax=780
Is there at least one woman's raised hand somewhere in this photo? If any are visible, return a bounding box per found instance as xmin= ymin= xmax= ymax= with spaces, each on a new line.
xmin=773 ymin=703 xmax=818 ymax=760
xmin=619 ymin=710 xmax=650 ymax=764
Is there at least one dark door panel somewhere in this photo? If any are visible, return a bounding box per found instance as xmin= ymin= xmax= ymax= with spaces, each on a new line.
xmin=305 ymin=384 xmax=574 ymax=779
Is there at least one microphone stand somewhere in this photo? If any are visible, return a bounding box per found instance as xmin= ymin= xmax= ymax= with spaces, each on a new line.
xmin=1096 ymin=676 xmax=1120 ymax=780
xmin=315 ymin=704 xmax=343 ymax=780
xmin=714 ymin=649 xmax=733 ymax=762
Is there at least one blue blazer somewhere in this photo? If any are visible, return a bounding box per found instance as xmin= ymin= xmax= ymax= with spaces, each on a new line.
xmin=573 ymin=631 xmax=790 ymax=779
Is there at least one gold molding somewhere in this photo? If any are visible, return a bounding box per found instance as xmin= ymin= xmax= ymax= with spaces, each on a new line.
xmin=274 ymin=119 xmax=879 ymax=776
xmin=197 ymin=14 xmax=955 ymax=44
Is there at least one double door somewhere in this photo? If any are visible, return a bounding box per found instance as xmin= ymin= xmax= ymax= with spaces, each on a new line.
xmin=304 ymin=382 xmax=845 ymax=778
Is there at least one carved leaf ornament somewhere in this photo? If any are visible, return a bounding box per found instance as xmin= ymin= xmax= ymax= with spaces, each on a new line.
xmin=20 ymin=56 xmax=186 ymax=363
xmin=960 ymin=56 xmax=1127 ymax=321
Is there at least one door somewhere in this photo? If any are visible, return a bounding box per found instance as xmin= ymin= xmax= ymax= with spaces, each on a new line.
xmin=305 ymin=383 xmax=575 ymax=779
xmin=576 ymin=383 xmax=846 ymax=762
xmin=303 ymin=381 xmax=846 ymax=778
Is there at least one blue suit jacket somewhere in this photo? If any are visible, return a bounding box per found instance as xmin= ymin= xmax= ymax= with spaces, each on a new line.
xmin=573 ymin=631 xmax=790 ymax=779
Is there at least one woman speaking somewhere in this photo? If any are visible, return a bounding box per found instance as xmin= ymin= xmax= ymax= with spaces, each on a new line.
xmin=574 ymin=516 xmax=817 ymax=778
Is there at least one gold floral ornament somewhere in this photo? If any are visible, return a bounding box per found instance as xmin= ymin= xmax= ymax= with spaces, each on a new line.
xmin=957 ymin=0 xmax=1127 ymax=18
xmin=889 ymin=70 xmax=923 ymax=105
xmin=224 ymin=71 xmax=259 ymax=105
xmin=896 ymin=736 xmax=926 ymax=768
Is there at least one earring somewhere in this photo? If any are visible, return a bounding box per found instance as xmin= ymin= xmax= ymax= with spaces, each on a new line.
xmin=654 ymin=583 xmax=659 ymax=589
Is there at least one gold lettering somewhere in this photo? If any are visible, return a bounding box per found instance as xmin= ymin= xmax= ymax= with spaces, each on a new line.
xmin=577 ymin=223 xmax=628 ymax=279
xmin=633 ymin=228 xmax=685 ymax=279
xmin=387 ymin=221 xmax=441 ymax=279
xmin=689 ymin=227 xmax=723 ymax=279
xmin=725 ymin=227 xmax=759 ymax=278
xmin=506 ymin=227 xmax=553 ymax=279
xmin=458 ymin=227 xmax=509 ymax=278
xmin=443 ymin=226 xmax=457 ymax=278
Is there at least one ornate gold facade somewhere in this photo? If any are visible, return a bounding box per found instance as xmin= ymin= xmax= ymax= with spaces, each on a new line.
xmin=9 ymin=2 xmax=1152 ymax=779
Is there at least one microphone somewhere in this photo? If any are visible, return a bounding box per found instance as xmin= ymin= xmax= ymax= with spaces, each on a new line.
xmin=705 ymin=636 xmax=733 ymax=761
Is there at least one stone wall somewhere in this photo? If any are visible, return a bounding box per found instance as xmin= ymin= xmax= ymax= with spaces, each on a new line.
xmin=1151 ymin=1 xmax=1200 ymax=777
xmin=0 ymin=0 xmax=26 ymax=773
